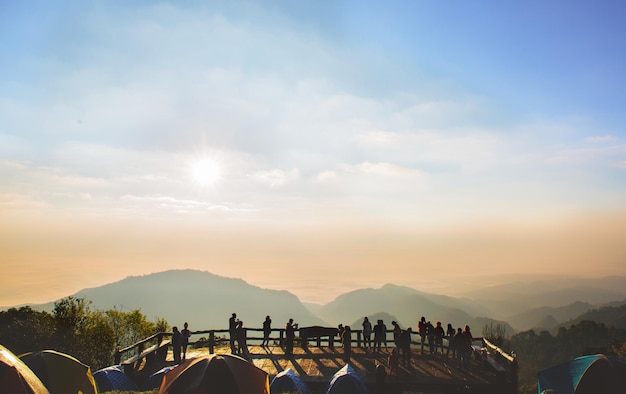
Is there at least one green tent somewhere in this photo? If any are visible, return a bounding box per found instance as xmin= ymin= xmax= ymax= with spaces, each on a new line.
xmin=20 ymin=350 xmax=97 ymax=394
xmin=0 ymin=344 xmax=49 ymax=394
xmin=537 ymin=354 xmax=626 ymax=394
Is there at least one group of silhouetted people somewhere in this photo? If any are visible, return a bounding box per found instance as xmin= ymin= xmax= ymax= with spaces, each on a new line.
xmin=171 ymin=322 xmax=192 ymax=364
xmin=171 ymin=313 xmax=476 ymax=372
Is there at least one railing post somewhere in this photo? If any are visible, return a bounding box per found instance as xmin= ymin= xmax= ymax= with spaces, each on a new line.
xmin=209 ymin=331 xmax=215 ymax=354
xmin=357 ymin=331 xmax=362 ymax=348
xmin=280 ymin=329 xmax=284 ymax=347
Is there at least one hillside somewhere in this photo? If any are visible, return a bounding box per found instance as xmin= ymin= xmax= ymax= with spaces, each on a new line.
xmin=30 ymin=269 xmax=325 ymax=330
xmin=563 ymin=302 xmax=626 ymax=330
xmin=318 ymin=284 xmax=482 ymax=329
xmin=506 ymin=302 xmax=594 ymax=331
xmin=464 ymin=276 xmax=626 ymax=319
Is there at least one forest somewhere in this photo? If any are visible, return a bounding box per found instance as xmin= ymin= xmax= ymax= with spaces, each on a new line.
xmin=0 ymin=297 xmax=169 ymax=370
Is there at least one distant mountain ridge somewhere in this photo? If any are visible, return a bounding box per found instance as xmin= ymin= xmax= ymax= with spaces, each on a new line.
xmin=5 ymin=270 xmax=626 ymax=338
xmin=28 ymin=270 xmax=326 ymax=330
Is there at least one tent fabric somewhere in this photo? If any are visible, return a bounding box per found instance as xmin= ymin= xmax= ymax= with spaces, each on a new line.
xmin=270 ymin=368 xmax=311 ymax=394
xmin=537 ymin=354 xmax=626 ymax=394
xmin=0 ymin=344 xmax=50 ymax=394
xmin=159 ymin=354 xmax=270 ymax=394
xmin=93 ymin=365 xmax=139 ymax=392
xmin=20 ymin=350 xmax=97 ymax=394
xmin=141 ymin=365 xmax=176 ymax=390
xmin=327 ymin=364 xmax=370 ymax=394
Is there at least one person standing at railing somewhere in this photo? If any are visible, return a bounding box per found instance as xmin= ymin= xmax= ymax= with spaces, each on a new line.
xmin=446 ymin=323 xmax=455 ymax=358
xmin=418 ymin=316 xmax=427 ymax=354
xmin=341 ymin=325 xmax=352 ymax=362
xmin=285 ymin=318 xmax=298 ymax=356
xmin=181 ymin=322 xmax=192 ymax=361
xmin=434 ymin=321 xmax=445 ymax=355
xmin=262 ymin=315 xmax=272 ymax=347
xmin=373 ymin=319 xmax=384 ymax=353
xmin=229 ymin=313 xmax=238 ymax=354
xmin=236 ymin=320 xmax=248 ymax=359
xmin=397 ymin=327 xmax=412 ymax=367
xmin=362 ymin=317 xmax=372 ymax=349
xmin=172 ymin=326 xmax=182 ymax=364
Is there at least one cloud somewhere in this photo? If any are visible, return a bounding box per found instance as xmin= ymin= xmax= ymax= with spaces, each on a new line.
xmin=250 ymin=168 xmax=300 ymax=187
xmin=339 ymin=162 xmax=421 ymax=177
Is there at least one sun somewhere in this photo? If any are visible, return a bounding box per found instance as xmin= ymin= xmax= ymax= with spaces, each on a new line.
xmin=190 ymin=157 xmax=221 ymax=188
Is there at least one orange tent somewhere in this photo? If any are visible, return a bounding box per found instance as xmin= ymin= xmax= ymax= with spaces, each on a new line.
xmin=159 ymin=354 xmax=269 ymax=394
xmin=0 ymin=344 xmax=49 ymax=394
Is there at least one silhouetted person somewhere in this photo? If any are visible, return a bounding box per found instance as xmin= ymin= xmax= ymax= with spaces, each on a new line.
xmin=285 ymin=318 xmax=298 ymax=356
xmin=391 ymin=321 xmax=401 ymax=347
xmin=388 ymin=348 xmax=399 ymax=375
xmin=341 ymin=325 xmax=352 ymax=362
xmin=418 ymin=316 xmax=427 ymax=354
xmin=236 ymin=320 xmax=248 ymax=358
xmin=181 ymin=322 xmax=192 ymax=361
xmin=229 ymin=313 xmax=238 ymax=354
xmin=374 ymin=363 xmax=387 ymax=394
xmin=446 ymin=323 xmax=455 ymax=358
xmin=455 ymin=327 xmax=471 ymax=369
xmin=462 ymin=325 xmax=473 ymax=362
xmin=373 ymin=319 xmax=384 ymax=353
xmin=434 ymin=321 xmax=445 ymax=354
xmin=397 ymin=327 xmax=412 ymax=367
xmin=381 ymin=320 xmax=388 ymax=350
xmin=426 ymin=321 xmax=435 ymax=354
xmin=446 ymin=323 xmax=456 ymax=358
xmin=262 ymin=315 xmax=272 ymax=347
xmin=362 ymin=317 xmax=372 ymax=349
xmin=172 ymin=326 xmax=182 ymax=364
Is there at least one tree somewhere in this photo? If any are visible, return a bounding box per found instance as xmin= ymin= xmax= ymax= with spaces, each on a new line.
xmin=0 ymin=306 xmax=55 ymax=355
xmin=483 ymin=322 xmax=508 ymax=347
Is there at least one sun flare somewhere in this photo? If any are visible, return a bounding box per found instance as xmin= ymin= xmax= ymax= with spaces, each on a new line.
xmin=190 ymin=157 xmax=221 ymax=188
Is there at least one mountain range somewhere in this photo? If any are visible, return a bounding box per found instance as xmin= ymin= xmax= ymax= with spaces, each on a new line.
xmin=5 ymin=269 xmax=626 ymax=335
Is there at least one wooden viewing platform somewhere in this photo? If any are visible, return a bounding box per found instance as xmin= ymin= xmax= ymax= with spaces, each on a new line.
xmin=115 ymin=328 xmax=518 ymax=393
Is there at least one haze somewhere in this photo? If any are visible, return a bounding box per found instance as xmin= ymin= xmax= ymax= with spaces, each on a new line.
xmin=2 ymin=2 xmax=625 ymax=307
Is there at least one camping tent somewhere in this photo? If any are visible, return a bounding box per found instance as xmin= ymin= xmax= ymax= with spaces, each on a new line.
xmin=141 ymin=365 xmax=176 ymax=390
xmin=537 ymin=354 xmax=626 ymax=394
xmin=327 ymin=364 xmax=369 ymax=394
xmin=159 ymin=354 xmax=270 ymax=394
xmin=20 ymin=350 xmax=97 ymax=394
xmin=0 ymin=344 xmax=49 ymax=394
xmin=93 ymin=365 xmax=139 ymax=392
xmin=270 ymin=368 xmax=311 ymax=394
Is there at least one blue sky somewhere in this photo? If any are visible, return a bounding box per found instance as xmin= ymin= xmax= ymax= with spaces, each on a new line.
xmin=1 ymin=1 xmax=625 ymax=305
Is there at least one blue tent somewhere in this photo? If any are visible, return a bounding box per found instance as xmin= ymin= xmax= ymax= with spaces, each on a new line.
xmin=327 ymin=364 xmax=369 ymax=394
xmin=270 ymin=368 xmax=311 ymax=394
xmin=537 ymin=354 xmax=626 ymax=394
xmin=141 ymin=365 xmax=176 ymax=390
xmin=92 ymin=365 xmax=139 ymax=392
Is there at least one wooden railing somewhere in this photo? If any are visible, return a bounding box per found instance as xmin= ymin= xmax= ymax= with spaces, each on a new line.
xmin=117 ymin=327 xmax=517 ymax=390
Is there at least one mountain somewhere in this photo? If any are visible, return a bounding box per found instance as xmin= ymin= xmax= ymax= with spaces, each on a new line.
xmin=29 ymin=269 xmax=325 ymax=330
xmin=563 ymin=302 xmax=626 ymax=329
xmin=464 ymin=276 xmax=626 ymax=319
xmin=506 ymin=302 xmax=594 ymax=331
xmin=318 ymin=283 xmax=483 ymax=329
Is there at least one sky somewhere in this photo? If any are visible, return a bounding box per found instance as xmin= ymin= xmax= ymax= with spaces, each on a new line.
xmin=2 ymin=1 xmax=626 ymax=306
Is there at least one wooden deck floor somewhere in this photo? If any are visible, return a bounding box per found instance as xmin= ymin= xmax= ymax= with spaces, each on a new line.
xmin=179 ymin=344 xmax=510 ymax=394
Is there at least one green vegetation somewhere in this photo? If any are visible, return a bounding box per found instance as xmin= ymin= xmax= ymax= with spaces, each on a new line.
xmin=0 ymin=296 xmax=168 ymax=370
xmin=502 ymin=320 xmax=626 ymax=393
